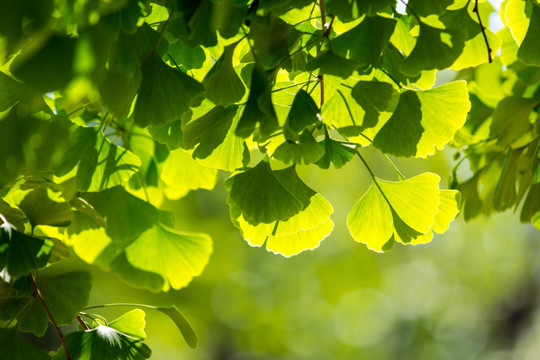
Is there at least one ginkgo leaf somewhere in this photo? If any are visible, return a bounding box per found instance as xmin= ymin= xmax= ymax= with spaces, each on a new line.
xmin=229 ymin=166 xmax=334 ymax=257
xmin=10 ymin=35 xmax=77 ymax=91
xmin=332 ymin=16 xmax=396 ymax=67
xmin=373 ymin=81 xmax=470 ymax=158
xmin=183 ymin=106 xmax=239 ymax=158
xmin=326 ymin=0 xmax=395 ymax=21
xmin=2 ymin=228 xmax=53 ymax=278
xmin=347 ymin=181 xmax=393 ymax=253
xmin=400 ymin=22 xmax=466 ymax=77
xmin=65 ymin=325 xmax=151 ymax=360
xmin=322 ymin=77 xmax=399 ymax=143
xmin=203 ymin=43 xmax=245 ymax=106
xmin=156 ymin=306 xmax=198 ymax=349
xmin=272 ymin=131 xmax=324 ymax=165
xmin=0 ymin=328 xmax=51 ymax=360
xmin=440 ymin=6 xmax=502 ymax=70
xmin=284 ymin=89 xmax=320 ymax=136
xmin=407 ymin=0 xmax=452 ymax=16
xmin=133 ymin=50 xmax=204 ymax=127
xmin=490 ymin=97 xmax=540 ymax=148
xmin=80 ymin=186 xmax=159 ymax=242
xmin=37 ymin=270 xmax=92 ymax=325
xmin=431 ymin=190 xmax=461 ymax=234
xmin=0 ymin=71 xmax=25 ymax=111
xmin=265 ymin=219 xmax=334 ymax=257
xmin=306 ymin=47 xmax=359 ymax=78
xmin=236 ymin=64 xmax=278 ymax=138
xmin=57 ymin=127 xmax=141 ymax=192
xmin=160 ymin=149 xmax=218 ymax=200
xmin=315 ymin=130 xmax=356 ymax=169
xmin=226 ymin=160 xmax=305 ymax=224
xmin=18 ymin=188 xmax=72 ymax=228
xmin=504 ymin=0 xmax=530 ymax=45
xmin=109 ymin=309 xmax=147 ymax=340
xmin=347 ymin=173 xmax=442 ymax=252
xmin=518 ymin=3 xmax=540 ymax=66
xmin=124 ymin=224 xmax=212 ymax=291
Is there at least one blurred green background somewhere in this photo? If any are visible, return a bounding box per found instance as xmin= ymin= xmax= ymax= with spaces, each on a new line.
xmin=44 ymin=144 xmax=539 ymax=360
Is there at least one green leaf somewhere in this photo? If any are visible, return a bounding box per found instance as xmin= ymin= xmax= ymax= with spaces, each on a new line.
xmin=236 ymin=64 xmax=278 ymax=138
xmin=440 ymin=5 xmax=502 ymax=70
xmin=10 ymin=35 xmax=77 ymax=91
xmin=202 ymin=43 xmax=245 ymax=106
xmin=284 ymin=89 xmax=320 ymax=136
xmin=4 ymin=229 xmax=53 ymax=278
xmin=57 ymin=127 xmax=141 ymax=192
xmin=80 ymin=187 xmax=159 ymax=242
xmin=160 ymin=149 xmax=218 ymax=199
xmin=65 ymin=325 xmax=151 ymax=360
xmin=0 ymin=198 xmax=26 ymax=227
xmin=518 ymin=3 xmax=540 ymax=66
xmin=156 ymin=306 xmax=198 ymax=349
xmin=0 ymin=71 xmax=25 ymax=111
xmin=326 ymin=0 xmax=395 ymax=21
xmin=315 ymin=131 xmax=356 ymax=169
xmin=248 ymin=14 xmax=299 ymax=70
xmin=148 ymin=120 xmax=184 ymax=150
xmin=332 ymin=16 xmax=396 ymax=67
xmin=133 ymin=50 xmax=204 ymax=127
xmin=347 ymin=173 xmax=442 ymax=252
xmin=400 ymin=22 xmax=466 ymax=77
xmin=306 ymin=47 xmax=359 ymax=78
xmin=37 ymin=270 xmax=92 ymax=325
xmin=493 ymin=148 xmax=523 ymax=212
xmin=373 ymin=81 xmax=470 ymax=158
xmin=228 ymin=165 xmax=334 ymax=256
xmin=109 ymin=309 xmax=147 ymax=340
xmin=321 ymin=78 xmax=399 ymax=143
xmin=407 ymin=0 xmax=452 ymax=16
xmin=490 ymin=97 xmax=540 ymax=148
xmin=272 ymin=131 xmax=324 ymax=165
xmin=431 ymin=190 xmax=461 ymax=234
xmin=226 ymin=161 xmax=304 ymax=224
xmin=0 ymin=328 xmax=51 ymax=360
xmin=183 ymin=106 xmax=239 ymax=157
xmin=124 ymin=224 xmax=212 ymax=291
xmin=18 ymin=188 xmax=72 ymax=228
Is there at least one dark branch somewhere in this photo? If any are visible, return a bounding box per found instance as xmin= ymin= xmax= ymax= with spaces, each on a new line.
xmin=29 ymin=273 xmax=72 ymax=360
xmin=473 ymin=0 xmax=493 ymax=63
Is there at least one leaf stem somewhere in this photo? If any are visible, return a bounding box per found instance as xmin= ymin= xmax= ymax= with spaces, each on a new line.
xmin=76 ymin=315 xmax=89 ymax=330
xmin=271 ymin=79 xmax=318 ymax=93
xmin=473 ymin=0 xmax=493 ymax=63
xmin=29 ymin=273 xmax=72 ymax=360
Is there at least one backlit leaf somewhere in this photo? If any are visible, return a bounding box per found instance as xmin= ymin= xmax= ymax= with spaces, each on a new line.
xmin=156 ymin=306 xmax=198 ymax=349
xmin=124 ymin=224 xmax=212 ymax=291
xmin=133 ymin=50 xmax=204 ymax=127
xmin=518 ymin=3 xmax=540 ymax=66
xmin=373 ymin=81 xmax=470 ymax=158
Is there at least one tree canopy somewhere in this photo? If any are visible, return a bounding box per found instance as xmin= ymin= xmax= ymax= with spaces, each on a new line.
xmin=1 ymin=0 xmax=539 ymax=359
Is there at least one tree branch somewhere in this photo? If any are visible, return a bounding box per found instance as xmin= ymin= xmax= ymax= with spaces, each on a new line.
xmin=29 ymin=273 xmax=72 ymax=360
xmin=473 ymin=0 xmax=493 ymax=63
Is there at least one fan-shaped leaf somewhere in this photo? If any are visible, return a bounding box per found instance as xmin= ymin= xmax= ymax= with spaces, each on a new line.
xmin=124 ymin=224 xmax=212 ymax=291
xmin=203 ymin=44 xmax=245 ymax=106
xmin=518 ymin=3 xmax=540 ymax=66
xmin=373 ymin=81 xmax=470 ymax=158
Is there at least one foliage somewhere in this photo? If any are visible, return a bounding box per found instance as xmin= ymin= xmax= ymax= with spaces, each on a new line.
xmin=0 ymin=0 xmax=539 ymax=358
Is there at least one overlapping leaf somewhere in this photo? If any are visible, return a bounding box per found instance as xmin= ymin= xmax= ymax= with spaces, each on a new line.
xmin=347 ymin=173 xmax=459 ymax=252
xmin=373 ymin=81 xmax=470 ymax=158
xmin=227 ymin=164 xmax=333 ymax=256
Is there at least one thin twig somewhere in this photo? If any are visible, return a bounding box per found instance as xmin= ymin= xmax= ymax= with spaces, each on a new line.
xmin=473 ymin=0 xmax=493 ymax=63
xmin=29 ymin=273 xmax=72 ymax=360
xmin=76 ymin=315 xmax=89 ymax=330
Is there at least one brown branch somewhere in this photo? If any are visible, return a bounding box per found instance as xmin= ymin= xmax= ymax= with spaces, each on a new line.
xmin=29 ymin=273 xmax=72 ymax=360
xmin=473 ymin=0 xmax=493 ymax=63
xmin=76 ymin=315 xmax=89 ymax=330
